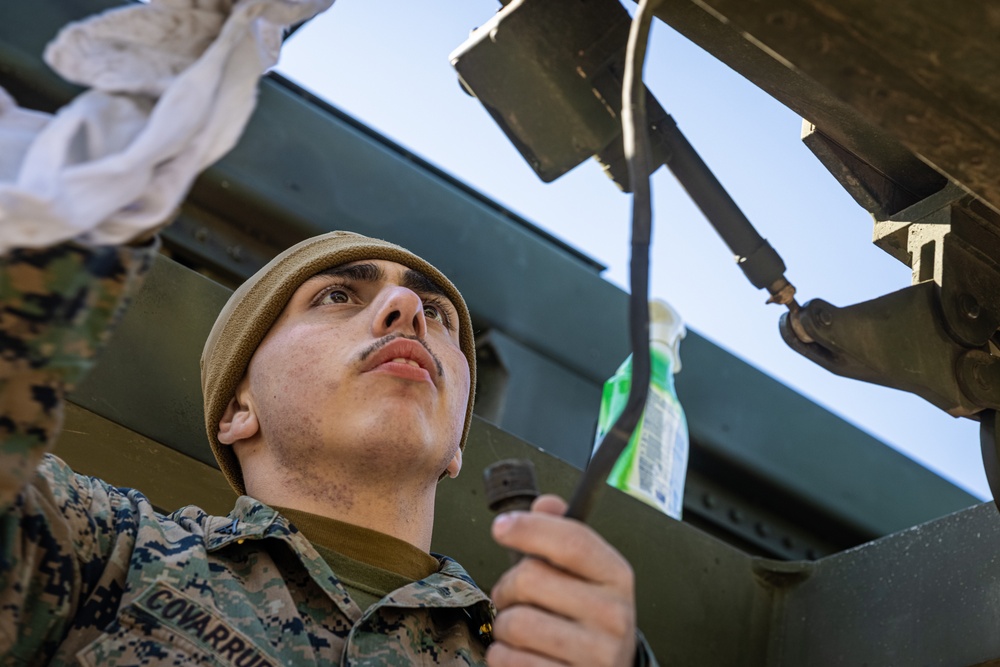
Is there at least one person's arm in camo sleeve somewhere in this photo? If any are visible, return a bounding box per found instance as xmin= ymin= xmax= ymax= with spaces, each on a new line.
xmin=0 ymin=241 xmax=157 ymax=660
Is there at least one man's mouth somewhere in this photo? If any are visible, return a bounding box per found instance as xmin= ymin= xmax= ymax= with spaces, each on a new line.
xmin=360 ymin=336 xmax=443 ymax=383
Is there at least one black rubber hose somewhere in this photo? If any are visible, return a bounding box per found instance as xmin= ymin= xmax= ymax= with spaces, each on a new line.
xmin=657 ymin=114 xmax=787 ymax=290
xmin=565 ymin=0 xmax=655 ymax=522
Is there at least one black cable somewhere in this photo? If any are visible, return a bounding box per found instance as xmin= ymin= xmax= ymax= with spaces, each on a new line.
xmin=565 ymin=0 xmax=655 ymax=522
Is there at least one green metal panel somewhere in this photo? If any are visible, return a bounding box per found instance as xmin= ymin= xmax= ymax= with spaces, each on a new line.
xmin=72 ymin=255 xmax=228 ymax=466
xmin=677 ymin=332 xmax=975 ymax=538
xmin=475 ymin=329 xmax=603 ymax=469
xmin=772 ymin=502 xmax=1000 ymax=666
xmin=55 ymin=404 xmax=236 ymax=517
xmin=436 ymin=421 xmax=771 ymax=667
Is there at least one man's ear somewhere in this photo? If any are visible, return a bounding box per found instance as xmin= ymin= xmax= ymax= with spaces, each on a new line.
xmin=217 ymin=384 xmax=259 ymax=445
xmin=445 ymin=447 xmax=463 ymax=479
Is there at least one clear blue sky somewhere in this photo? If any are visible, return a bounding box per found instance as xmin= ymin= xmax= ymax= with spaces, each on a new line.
xmin=276 ymin=0 xmax=989 ymax=500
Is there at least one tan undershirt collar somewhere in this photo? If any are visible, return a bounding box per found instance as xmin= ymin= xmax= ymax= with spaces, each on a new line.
xmin=274 ymin=505 xmax=440 ymax=581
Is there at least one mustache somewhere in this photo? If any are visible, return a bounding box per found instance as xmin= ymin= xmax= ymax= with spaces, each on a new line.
xmin=359 ymin=334 xmax=445 ymax=378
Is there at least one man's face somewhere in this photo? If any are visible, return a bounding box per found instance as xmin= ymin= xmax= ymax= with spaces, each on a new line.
xmin=232 ymin=259 xmax=470 ymax=482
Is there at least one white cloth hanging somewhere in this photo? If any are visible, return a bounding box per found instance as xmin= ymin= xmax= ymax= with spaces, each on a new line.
xmin=0 ymin=0 xmax=334 ymax=252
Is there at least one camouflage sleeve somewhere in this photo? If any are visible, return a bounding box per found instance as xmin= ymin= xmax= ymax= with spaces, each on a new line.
xmin=0 ymin=241 xmax=156 ymax=513
xmin=0 ymin=241 xmax=156 ymax=661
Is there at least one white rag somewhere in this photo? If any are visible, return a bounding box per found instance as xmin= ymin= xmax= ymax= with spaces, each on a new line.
xmin=0 ymin=0 xmax=333 ymax=252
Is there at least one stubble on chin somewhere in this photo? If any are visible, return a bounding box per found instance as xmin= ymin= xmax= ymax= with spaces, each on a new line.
xmin=266 ymin=411 xmax=358 ymax=511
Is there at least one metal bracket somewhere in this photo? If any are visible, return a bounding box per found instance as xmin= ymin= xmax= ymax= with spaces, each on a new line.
xmin=779 ymin=282 xmax=992 ymax=417
xmin=783 ymin=194 xmax=1000 ymax=507
xmin=783 ymin=194 xmax=1000 ymax=411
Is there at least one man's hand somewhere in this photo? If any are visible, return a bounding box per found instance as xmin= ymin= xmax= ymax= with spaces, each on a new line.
xmin=488 ymin=494 xmax=637 ymax=666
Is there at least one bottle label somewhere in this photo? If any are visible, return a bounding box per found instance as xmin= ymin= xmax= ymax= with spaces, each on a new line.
xmin=595 ymin=350 xmax=689 ymax=519
xmin=632 ymin=388 xmax=687 ymax=518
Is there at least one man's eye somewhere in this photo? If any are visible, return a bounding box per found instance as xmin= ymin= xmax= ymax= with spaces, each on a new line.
xmin=423 ymin=303 xmax=444 ymax=322
xmin=423 ymin=301 xmax=454 ymax=329
xmin=320 ymin=289 xmax=350 ymax=305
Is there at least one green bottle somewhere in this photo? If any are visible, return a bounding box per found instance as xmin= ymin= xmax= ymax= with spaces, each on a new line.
xmin=594 ymin=299 xmax=688 ymax=519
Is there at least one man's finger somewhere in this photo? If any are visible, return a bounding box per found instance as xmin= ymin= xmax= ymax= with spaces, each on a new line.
xmin=490 ymin=604 xmax=622 ymax=666
xmin=530 ymin=493 xmax=567 ymax=516
xmin=491 ymin=556 xmax=631 ymax=635
xmin=491 ymin=509 xmax=633 ymax=589
xmin=485 ymin=641 xmax=566 ymax=667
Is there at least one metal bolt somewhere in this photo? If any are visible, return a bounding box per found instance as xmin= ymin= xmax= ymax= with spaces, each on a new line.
xmin=702 ymin=493 xmax=718 ymax=509
xmin=227 ymin=245 xmax=243 ymax=262
xmin=194 ymin=227 xmax=209 ymax=243
xmin=816 ymin=307 xmax=833 ymax=327
xmin=755 ymin=521 xmax=770 ymax=538
xmin=483 ymin=459 xmax=539 ymax=566
xmin=728 ymin=508 xmax=743 ymax=523
xmin=959 ymin=293 xmax=981 ymax=320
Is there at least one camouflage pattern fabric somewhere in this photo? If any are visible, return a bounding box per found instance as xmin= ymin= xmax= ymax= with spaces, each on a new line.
xmin=0 ymin=243 xmax=494 ymax=665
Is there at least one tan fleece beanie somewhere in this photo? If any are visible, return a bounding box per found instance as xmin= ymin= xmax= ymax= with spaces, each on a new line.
xmin=200 ymin=231 xmax=476 ymax=496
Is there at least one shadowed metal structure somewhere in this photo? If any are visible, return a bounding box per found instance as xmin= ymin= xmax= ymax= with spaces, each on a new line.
xmin=3 ymin=0 xmax=999 ymax=664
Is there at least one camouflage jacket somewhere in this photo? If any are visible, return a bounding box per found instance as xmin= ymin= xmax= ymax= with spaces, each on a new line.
xmin=0 ymin=243 xmax=493 ymax=665
xmin=8 ymin=455 xmax=493 ymax=666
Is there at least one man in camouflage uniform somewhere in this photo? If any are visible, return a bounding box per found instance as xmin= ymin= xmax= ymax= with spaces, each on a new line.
xmin=0 ymin=229 xmax=652 ymax=665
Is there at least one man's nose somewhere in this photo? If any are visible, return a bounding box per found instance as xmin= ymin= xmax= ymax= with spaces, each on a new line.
xmin=372 ymin=285 xmax=427 ymax=338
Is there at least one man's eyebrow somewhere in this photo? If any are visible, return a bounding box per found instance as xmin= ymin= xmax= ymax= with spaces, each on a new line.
xmin=402 ymin=269 xmax=451 ymax=304
xmin=314 ymin=262 xmax=384 ymax=283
